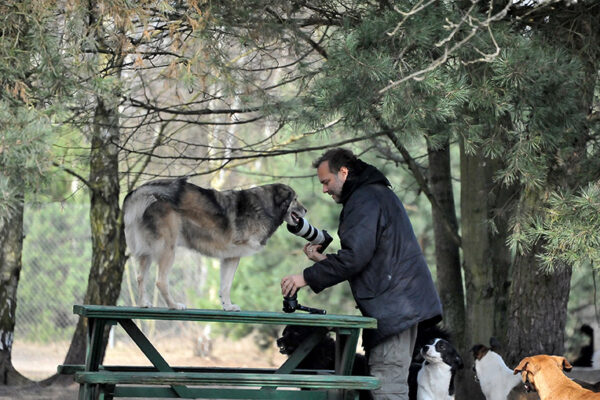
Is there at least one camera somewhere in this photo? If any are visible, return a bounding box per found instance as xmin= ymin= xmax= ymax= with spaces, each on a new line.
xmin=282 ymin=293 xmax=326 ymax=314
xmin=287 ymin=217 xmax=333 ymax=253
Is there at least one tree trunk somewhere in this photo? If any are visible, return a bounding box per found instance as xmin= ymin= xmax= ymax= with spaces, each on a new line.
xmin=427 ymin=140 xmax=464 ymax=346
xmin=506 ymin=242 xmax=572 ymax=366
xmin=56 ymin=1 xmax=127 ymax=374
xmin=461 ymin=143 xmax=499 ymax=345
xmin=62 ymin=97 xmax=126 ymax=368
xmin=457 ymin=140 xmax=497 ymax=400
xmin=0 ymin=185 xmax=32 ymax=385
xmin=487 ymin=159 xmax=516 ymax=349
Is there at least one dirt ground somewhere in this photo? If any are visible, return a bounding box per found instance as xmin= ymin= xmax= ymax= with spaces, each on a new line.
xmin=1 ymin=335 xmax=288 ymax=400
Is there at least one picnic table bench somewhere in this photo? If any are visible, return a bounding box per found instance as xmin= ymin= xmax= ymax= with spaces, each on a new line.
xmin=60 ymin=305 xmax=379 ymax=400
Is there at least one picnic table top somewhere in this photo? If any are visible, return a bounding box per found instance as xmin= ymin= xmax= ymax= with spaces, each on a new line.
xmin=73 ymin=304 xmax=377 ymax=329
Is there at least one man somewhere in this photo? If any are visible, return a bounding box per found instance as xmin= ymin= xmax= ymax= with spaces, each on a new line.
xmin=281 ymin=148 xmax=442 ymax=400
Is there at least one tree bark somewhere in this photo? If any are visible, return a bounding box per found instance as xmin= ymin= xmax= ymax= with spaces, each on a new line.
xmin=457 ymin=139 xmax=498 ymax=400
xmin=506 ymin=242 xmax=572 ymax=366
xmin=427 ymin=140 xmax=464 ymax=346
xmin=56 ymin=0 xmax=127 ymax=374
xmin=460 ymin=143 xmax=497 ymax=347
xmin=0 ymin=184 xmax=32 ymax=385
xmin=61 ymin=95 xmax=127 ymax=369
xmin=487 ymin=159 xmax=516 ymax=349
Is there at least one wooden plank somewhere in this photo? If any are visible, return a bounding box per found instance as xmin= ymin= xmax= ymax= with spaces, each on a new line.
xmin=59 ymin=364 xmax=333 ymax=376
xmin=74 ymin=372 xmax=381 ymax=390
xmin=59 ymin=364 xmax=292 ymax=375
xmin=72 ymin=305 xmax=377 ymax=329
xmin=113 ymin=386 xmax=328 ymax=399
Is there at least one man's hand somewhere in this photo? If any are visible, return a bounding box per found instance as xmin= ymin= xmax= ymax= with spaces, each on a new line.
xmin=281 ymin=274 xmax=307 ymax=297
xmin=303 ymin=243 xmax=327 ymax=262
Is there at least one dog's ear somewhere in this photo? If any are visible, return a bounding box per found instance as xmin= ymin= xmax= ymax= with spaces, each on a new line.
xmin=489 ymin=337 xmax=502 ymax=352
xmin=470 ymin=344 xmax=489 ymax=360
xmin=551 ymin=356 xmax=573 ymax=372
xmin=514 ymin=357 xmax=530 ymax=375
xmin=274 ymin=184 xmax=294 ymax=209
xmin=453 ymin=353 xmax=464 ymax=370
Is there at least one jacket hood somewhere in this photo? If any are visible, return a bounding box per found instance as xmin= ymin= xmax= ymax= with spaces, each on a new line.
xmin=340 ymin=160 xmax=391 ymax=204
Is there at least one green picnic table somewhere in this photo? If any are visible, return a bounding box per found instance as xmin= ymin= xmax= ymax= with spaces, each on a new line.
xmin=60 ymin=305 xmax=379 ymax=400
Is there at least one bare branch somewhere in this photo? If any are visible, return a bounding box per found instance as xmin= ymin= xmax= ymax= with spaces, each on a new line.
xmin=380 ymin=0 xmax=512 ymax=94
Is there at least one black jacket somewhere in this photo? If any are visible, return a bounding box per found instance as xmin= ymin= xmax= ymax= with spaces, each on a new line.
xmin=303 ymin=161 xmax=442 ymax=350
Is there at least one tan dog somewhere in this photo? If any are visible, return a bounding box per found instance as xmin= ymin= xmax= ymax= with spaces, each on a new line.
xmin=514 ymin=355 xmax=600 ymax=400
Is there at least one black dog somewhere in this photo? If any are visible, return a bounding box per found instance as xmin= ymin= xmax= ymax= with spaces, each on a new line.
xmin=573 ymin=324 xmax=594 ymax=367
xmin=276 ymin=325 xmax=372 ymax=399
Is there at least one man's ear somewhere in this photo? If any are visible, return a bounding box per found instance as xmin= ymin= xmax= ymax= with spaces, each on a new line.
xmin=338 ymin=166 xmax=349 ymax=181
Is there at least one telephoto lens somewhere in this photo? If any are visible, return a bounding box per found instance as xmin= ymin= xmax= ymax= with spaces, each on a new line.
xmin=287 ymin=217 xmax=333 ymax=253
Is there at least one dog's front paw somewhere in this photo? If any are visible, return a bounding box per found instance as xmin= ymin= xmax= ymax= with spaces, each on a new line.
xmin=169 ymin=302 xmax=186 ymax=310
xmin=222 ymin=303 xmax=241 ymax=312
xmin=140 ymin=300 xmax=152 ymax=308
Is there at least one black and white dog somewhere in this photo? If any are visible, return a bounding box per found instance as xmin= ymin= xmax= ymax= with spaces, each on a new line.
xmin=408 ymin=325 xmax=453 ymax=400
xmin=416 ymin=338 xmax=463 ymax=400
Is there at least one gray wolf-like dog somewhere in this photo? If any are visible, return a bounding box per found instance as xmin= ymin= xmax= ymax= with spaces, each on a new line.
xmin=123 ymin=178 xmax=306 ymax=311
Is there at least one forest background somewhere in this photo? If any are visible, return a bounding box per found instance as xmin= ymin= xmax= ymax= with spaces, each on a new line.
xmin=0 ymin=0 xmax=599 ymax=398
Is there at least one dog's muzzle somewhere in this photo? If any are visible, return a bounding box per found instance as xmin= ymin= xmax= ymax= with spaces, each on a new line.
xmin=276 ymin=338 xmax=290 ymax=355
xmin=523 ymin=376 xmax=536 ymax=392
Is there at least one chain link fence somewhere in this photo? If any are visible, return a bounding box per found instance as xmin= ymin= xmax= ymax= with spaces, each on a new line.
xmin=16 ymin=202 xmax=223 ymax=351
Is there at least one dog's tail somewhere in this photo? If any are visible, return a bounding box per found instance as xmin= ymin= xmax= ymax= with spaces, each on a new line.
xmin=123 ymin=178 xmax=187 ymax=257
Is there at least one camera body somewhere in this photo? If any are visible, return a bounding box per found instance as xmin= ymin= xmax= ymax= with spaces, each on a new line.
xmin=287 ymin=217 xmax=333 ymax=253
xmin=282 ymin=293 xmax=326 ymax=314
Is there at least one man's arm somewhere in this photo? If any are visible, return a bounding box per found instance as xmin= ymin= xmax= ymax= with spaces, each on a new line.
xmin=304 ymin=194 xmax=382 ymax=293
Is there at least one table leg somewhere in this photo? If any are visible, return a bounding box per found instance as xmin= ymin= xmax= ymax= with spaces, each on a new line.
xmin=334 ymin=328 xmax=361 ymax=400
xmin=118 ymin=319 xmax=193 ymax=398
xmin=335 ymin=329 xmax=360 ymax=375
xmin=79 ymin=317 xmax=107 ymax=400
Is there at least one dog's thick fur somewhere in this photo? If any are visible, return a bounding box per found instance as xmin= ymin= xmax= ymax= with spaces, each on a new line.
xmin=123 ymin=178 xmax=306 ymax=310
xmin=276 ymin=325 xmax=372 ymax=400
xmin=417 ymin=338 xmax=463 ymax=400
xmin=472 ymin=342 xmax=522 ymax=400
xmin=514 ymin=355 xmax=600 ymax=400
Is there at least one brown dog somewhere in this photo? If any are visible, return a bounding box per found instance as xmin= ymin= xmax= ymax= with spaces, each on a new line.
xmin=514 ymin=355 xmax=600 ymax=400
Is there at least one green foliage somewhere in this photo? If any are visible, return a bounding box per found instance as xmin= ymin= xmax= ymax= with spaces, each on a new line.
xmin=0 ymin=103 xmax=54 ymax=224
xmin=0 ymin=0 xmax=75 ymax=222
xmin=492 ymin=45 xmax=585 ymax=190
xmin=525 ymin=184 xmax=600 ymax=269
xmin=303 ymin=3 xmax=470 ymax=141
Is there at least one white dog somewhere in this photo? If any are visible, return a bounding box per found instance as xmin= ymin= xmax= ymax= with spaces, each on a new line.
xmin=417 ymin=338 xmax=463 ymax=400
xmin=472 ymin=343 xmax=521 ymax=400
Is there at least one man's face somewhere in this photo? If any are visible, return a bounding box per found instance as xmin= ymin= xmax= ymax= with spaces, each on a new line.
xmin=317 ymin=161 xmax=348 ymax=203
